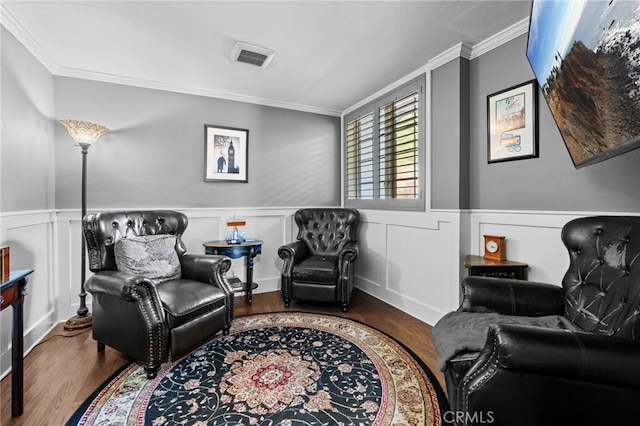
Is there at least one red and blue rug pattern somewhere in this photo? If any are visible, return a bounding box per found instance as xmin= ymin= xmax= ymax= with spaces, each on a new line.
xmin=67 ymin=312 xmax=450 ymax=425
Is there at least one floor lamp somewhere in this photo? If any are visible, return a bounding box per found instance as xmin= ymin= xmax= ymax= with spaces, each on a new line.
xmin=60 ymin=120 xmax=110 ymax=331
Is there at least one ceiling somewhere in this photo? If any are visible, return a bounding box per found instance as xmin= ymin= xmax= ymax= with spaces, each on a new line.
xmin=2 ymin=1 xmax=532 ymax=115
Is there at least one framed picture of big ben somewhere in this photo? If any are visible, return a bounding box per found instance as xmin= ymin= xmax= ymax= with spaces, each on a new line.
xmin=204 ymin=124 xmax=249 ymax=183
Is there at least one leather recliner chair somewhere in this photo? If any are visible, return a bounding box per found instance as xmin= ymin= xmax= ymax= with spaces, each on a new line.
xmin=433 ymin=215 xmax=640 ymax=425
xmin=83 ymin=211 xmax=235 ymax=378
xmin=278 ymin=208 xmax=360 ymax=312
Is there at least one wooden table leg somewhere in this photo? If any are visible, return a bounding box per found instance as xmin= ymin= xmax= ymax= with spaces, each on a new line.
xmin=11 ymin=288 xmax=24 ymax=417
xmin=246 ymin=256 xmax=254 ymax=303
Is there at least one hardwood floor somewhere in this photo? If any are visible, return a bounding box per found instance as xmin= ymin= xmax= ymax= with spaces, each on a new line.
xmin=1 ymin=289 xmax=446 ymax=425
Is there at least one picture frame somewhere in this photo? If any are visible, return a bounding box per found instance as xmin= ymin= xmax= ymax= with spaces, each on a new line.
xmin=204 ymin=124 xmax=249 ymax=182
xmin=487 ymin=79 xmax=538 ymax=163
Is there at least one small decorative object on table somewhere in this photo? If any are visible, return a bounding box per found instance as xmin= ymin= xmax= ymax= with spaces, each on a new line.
xmin=483 ymin=235 xmax=506 ymax=261
xmin=225 ymin=216 xmax=246 ymax=244
xmin=1 ymin=246 xmax=10 ymax=282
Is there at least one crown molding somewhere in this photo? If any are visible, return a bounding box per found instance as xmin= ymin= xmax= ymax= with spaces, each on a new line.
xmin=428 ymin=42 xmax=473 ymax=70
xmin=470 ymin=17 xmax=530 ymax=59
xmin=427 ymin=17 xmax=530 ymax=71
xmin=55 ymin=67 xmax=342 ymax=116
xmin=0 ymin=4 xmax=58 ymax=73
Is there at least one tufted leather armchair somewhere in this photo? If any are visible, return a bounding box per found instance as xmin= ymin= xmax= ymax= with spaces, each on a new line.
xmin=433 ymin=216 xmax=640 ymax=425
xmin=278 ymin=208 xmax=360 ymax=312
xmin=83 ymin=211 xmax=235 ymax=378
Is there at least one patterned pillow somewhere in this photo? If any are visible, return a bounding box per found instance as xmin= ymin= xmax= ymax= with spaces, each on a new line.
xmin=114 ymin=234 xmax=181 ymax=283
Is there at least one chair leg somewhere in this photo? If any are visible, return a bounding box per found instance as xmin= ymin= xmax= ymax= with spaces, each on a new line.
xmin=284 ymin=299 xmax=291 ymax=308
xmin=341 ymin=302 xmax=349 ymax=312
xmin=97 ymin=342 xmax=105 ymax=352
xmin=223 ymin=326 xmax=230 ymax=336
xmin=144 ymin=364 xmax=160 ymax=379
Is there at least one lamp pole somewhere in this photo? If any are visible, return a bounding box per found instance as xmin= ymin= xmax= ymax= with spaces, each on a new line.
xmin=59 ymin=120 xmax=109 ymax=331
xmin=77 ymin=143 xmax=90 ymax=317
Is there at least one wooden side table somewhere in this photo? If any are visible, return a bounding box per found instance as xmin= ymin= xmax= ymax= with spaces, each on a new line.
xmin=464 ymin=255 xmax=528 ymax=280
xmin=203 ymin=240 xmax=262 ymax=302
xmin=1 ymin=269 xmax=33 ymax=417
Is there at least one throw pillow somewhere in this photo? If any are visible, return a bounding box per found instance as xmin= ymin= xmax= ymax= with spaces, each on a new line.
xmin=114 ymin=234 xmax=181 ymax=283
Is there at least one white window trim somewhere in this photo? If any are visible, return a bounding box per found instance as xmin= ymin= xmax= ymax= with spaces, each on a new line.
xmin=342 ymin=74 xmax=427 ymax=212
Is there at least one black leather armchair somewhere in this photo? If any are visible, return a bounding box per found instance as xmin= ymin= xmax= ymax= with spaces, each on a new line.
xmin=433 ymin=216 xmax=640 ymax=425
xmin=83 ymin=211 xmax=235 ymax=378
xmin=278 ymin=208 xmax=360 ymax=312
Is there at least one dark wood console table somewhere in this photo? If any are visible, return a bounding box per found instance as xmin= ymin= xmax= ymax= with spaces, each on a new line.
xmin=1 ymin=269 xmax=33 ymax=417
xmin=464 ymin=255 xmax=528 ymax=280
xmin=203 ymin=240 xmax=262 ymax=302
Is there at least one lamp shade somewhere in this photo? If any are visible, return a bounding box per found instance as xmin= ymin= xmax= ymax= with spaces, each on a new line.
xmin=60 ymin=120 xmax=109 ymax=145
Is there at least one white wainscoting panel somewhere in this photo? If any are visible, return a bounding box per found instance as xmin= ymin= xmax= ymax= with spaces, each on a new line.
xmin=55 ymin=210 xmax=94 ymax=322
xmin=354 ymin=210 xmax=463 ymax=326
xmin=183 ymin=215 xmax=223 ymax=253
xmin=356 ymin=220 xmax=385 ymax=289
xmin=387 ymin=223 xmax=449 ymax=307
xmin=0 ymin=211 xmax=57 ymax=377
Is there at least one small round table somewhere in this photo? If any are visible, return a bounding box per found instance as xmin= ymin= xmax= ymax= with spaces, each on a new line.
xmin=203 ymin=239 xmax=262 ymax=302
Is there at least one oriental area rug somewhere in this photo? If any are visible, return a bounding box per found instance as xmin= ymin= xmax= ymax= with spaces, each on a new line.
xmin=67 ymin=312 xmax=450 ymax=426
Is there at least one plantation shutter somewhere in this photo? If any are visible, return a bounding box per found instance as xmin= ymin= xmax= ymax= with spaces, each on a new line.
xmin=379 ymin=92 xmax=419 ymax=199
xmin=346 ymin=112 xmax=374 ymax=200
xmin=343 ymin=74 xmax=424 ymax=211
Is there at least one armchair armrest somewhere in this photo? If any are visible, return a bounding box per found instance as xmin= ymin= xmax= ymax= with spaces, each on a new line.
xmin=278 ymin=241 xmax=309 ymax=276
xmin=180 ymin=254 xmax=234 ymax=295
xmin=84 ymin=270 xmax=161 ymax=303
xmin=278 ymin=240 xmax=309 ymax=262
xmin=461 ymin=276 xmax=564 ymax=316
xmin=84 ymin=270 xmax=169 ymax=370
xmin=181 ymin=254 xmax=234 ymax=325
xmin=471 ymin=323 xmax=640 ymax=389
xmin=338 ymin=241 xmax=358 ymax=263
xmin=337 ymin=241 xmax=358 ymax=280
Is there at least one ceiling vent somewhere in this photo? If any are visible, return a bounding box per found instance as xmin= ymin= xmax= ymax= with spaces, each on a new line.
xmin=231 ymin=42 xmax=276 ymax=69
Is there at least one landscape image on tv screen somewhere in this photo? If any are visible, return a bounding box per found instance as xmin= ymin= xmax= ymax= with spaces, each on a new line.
xmin=527 ymin=0 xmax=640 ymax=168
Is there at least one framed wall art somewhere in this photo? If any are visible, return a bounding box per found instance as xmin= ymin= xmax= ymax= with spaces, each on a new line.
xmin=204 ymin=124 xmax=249 ymax=182
xmin=487 ymin=79 xmax=538 ymax=163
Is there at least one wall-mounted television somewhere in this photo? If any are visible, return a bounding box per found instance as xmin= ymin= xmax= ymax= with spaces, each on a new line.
xmin=527 ymin=0 xmax=640 ymax=168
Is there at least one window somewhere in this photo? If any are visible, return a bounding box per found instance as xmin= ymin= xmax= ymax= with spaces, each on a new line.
xmin=344 ymin=75 xmax=425 ymax=211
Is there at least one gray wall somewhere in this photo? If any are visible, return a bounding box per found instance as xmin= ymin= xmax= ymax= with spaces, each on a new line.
xmin=1 ymin=27 xmax=55 ymax=212
xmin=54 ymin=77 xmax=341 ymax=209
xmin=6 ymin=23 xmax=638 ymax=215
xmin=431 ymin=57 xmax=471 ymax=210
xmin=468 ymin=34 xmax=640 ymax=212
